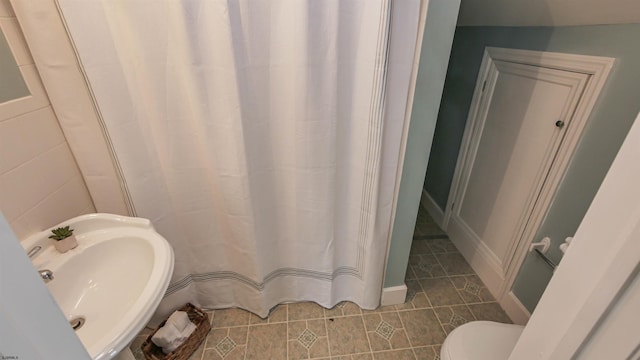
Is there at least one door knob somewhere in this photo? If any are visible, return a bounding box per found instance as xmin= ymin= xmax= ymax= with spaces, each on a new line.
xmin=555 ymin=120 xmax=565 ymax=128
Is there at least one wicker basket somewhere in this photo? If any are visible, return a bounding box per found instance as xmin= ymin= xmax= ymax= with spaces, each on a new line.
xmin=141 ymin=303 xmax=211 ymax=360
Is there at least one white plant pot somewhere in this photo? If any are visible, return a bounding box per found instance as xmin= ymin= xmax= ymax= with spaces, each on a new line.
xmin=54 ymin=235 xmax=78 ymax=253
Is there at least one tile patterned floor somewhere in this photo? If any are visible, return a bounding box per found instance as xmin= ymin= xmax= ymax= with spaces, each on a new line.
xmin=131 ymin=206 xmax=510 ymax=360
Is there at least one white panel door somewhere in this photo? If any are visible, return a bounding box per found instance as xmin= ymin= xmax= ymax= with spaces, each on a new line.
xmin=447 ymin=60 xmax=589 ymax=285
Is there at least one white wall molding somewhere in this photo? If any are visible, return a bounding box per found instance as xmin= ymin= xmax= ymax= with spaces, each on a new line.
xmin=381 ymin=284 xmax=408 ymax=306
xmin=420 ymin=189 xmax=445 ymax=229
xmin=499 ymin=290 xmax=531 ymax=325
xmin=447 ymin=217 xmax=505 ymax=296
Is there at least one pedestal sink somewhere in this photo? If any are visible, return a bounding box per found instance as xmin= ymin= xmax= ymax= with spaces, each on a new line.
xmin=22 ymin=213 xmax=174 ymax=360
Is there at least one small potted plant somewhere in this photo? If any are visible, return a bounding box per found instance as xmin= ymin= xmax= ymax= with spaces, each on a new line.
xmin=49 ymin=226 xmax=78 ymax=253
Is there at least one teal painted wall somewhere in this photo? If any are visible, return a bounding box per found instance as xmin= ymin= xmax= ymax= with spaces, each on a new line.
xmin=423 ymin=24 xmax=640 ymax=310
xmin=383 ymin=0 xmax=460 ymax=287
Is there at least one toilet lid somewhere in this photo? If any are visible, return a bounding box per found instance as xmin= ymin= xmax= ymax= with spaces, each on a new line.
xmin=441 ymin=321 xmax=525 ymax=360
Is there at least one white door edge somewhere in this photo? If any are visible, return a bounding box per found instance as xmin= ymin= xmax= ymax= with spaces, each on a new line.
xmin=441 ymin=47 xmax=614 ymax=318
xmin=510 ymin=111 xmax=640 ymax=359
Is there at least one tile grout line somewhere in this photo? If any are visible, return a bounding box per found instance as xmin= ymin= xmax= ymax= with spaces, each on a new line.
xmin=359 ymin=313 xmax=375 ymax=360
xmin=197 ymin=311 xmax=212 ymax=360
xmin=413 ymin=277 xmax=451 ymax=350
xmin=322 ymin=309 xmax=332 ymax=359
xmin=287 ymin=305 xmax=290 ymax=360
xmin=394 ymin=308 xmax=422 ymax=360
xmin=243 ymin=323 xmax=248 ymax=360
xmin=434 ymin=306 xmax=450 ymax=344
xmin=466 ymin=303 xmax=478 ymax=323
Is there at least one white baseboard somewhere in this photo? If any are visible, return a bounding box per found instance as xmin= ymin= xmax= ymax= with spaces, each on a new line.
xmin=499 ymin=290 xmax=531 ymax=325
xmin=421 ymin=189 xmax=445 ymax=229
xmin=448 ymin=218 xmax=531 ymax=325
xmin=381 ymin=284 xmax=408 ymax=306
xmin=447 ymin=218 xmax=506 ymax=299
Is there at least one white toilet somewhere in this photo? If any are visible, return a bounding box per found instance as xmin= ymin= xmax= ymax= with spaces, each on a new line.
xmin=440 ymin=321 xmax=525 ymax=360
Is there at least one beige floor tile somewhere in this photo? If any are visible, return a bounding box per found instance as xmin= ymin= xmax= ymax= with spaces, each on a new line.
xmin=367 ymin=332 xmax=389 ymax=352
xmin=288 ymin=302 xmax=325 ymax=321
xmin=362 ymin=313 xmax=382 ymax=332
xmin=288 ymin=321 xmax=307 ymax=340
xmin=366 ymin=329 xmax=411 ymax=352
xmin=325 ymin=301 xmax=363 ymax=318
xmin=413 ymin=346 xmax=439 ymax=360
xmin=351 ymin=354 xmax=374 ymax=360
xmin=202 ymin=345 xmax=246 ymax=360
xmin=372 ymin=349 xmax=416 ymax=360
xmin=419 ymin=278 xmax=464 ymax=306
xmin=229 ymin=326 xmax=249 ymax=345
xmin=407 ymin=279 xmax=423 ymax=296
xmin=416 ymin=223 xmax=447 ymax=238
xmin=413 ymin=206 xmax=446 ymax=238
xmin=250 ymin=303 xmax=288 ymax=324
xmin=394 ymin=280 xmax=432 ymax=311
xmin=211 ymin=308 xmax=251 ymax=328
xmin=207 ymin=344 xmax=246 ymax=360
xmin=410 ymin=240 xmax=432 ymax=255
xmin=405 ymin=265 xmax=417 ymax=280
xmin=394 ymin=300 xmax=415 ymax=311
xmin=388 ymin=329 xmax=411 ymax=350
xmin=288 ymin=339 xmax=309 ymax=359
xmin=435 ymin=252 xmax=474 ymax=276
xmin=332 ymin=355 xmax=373 ymax=360
xmin=379 ymin=312 xmax=403 ymax=329
xmin=308 ymin=336 xmax=330 ymax=358
xmin=398 ymin=309 xmax=446 ymax=347
xmin=426 ymin=237 xmax=458 ymax=254
xmin=205 ymin=328 xmax=228 ymax=348
xmin=363 ymin=312 xmax=411 ymax=352
xmin=245 ymin=323 xmax=287 ymax=359
xmin=362 ymin=304 xmax=397 ymax=314
xmin=433 ymin=305 xmax=475 ymax=334
xmin=410 ymin=293 xmax=432 ymax=309
xmin=326 ymin=316 xmax=371 ymax=355
xmin=204 ymin=326 xmax=248 ymax=359
xmin=467 ymin=302 xmax=511 ymax=323
xmin=207 ymin=310 xmax=215 ymax=325
xmin=308 ymin=318 xmax=327 ymax=336
xmin=287 ymin=319 xmax=330 ymax=359
xmin=449 ymin=275 xmax=495 ymax=303
xmin=411 ymin=254 xmax=448 ymax=278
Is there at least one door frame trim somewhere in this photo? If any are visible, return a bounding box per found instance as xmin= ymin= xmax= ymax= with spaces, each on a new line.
xmin=442 ymin=47 xmax=614 ymax=322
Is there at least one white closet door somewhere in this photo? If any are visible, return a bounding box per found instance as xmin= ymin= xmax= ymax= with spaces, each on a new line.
xmin=447 ymin=60 xmax=589 ymax=290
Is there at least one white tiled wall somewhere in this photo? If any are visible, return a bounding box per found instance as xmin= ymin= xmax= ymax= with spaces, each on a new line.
xmin=0 ymin=1 xmax=95 ymax=241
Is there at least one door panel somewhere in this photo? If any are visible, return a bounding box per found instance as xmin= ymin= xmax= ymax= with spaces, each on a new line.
xmin=450 ymin=61 xmax=589 ymax=269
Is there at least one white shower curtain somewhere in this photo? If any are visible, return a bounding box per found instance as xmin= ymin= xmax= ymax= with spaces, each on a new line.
xmin=51 ymin=0 xmax=416 ymax=317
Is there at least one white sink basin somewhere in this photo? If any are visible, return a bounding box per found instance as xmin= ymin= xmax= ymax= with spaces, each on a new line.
xmin=23 ymin=213 xmax=174 ymax=360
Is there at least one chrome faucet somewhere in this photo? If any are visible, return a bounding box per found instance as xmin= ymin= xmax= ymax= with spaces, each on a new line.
xmin=38 ymin=269 xmax=54 ymax=283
